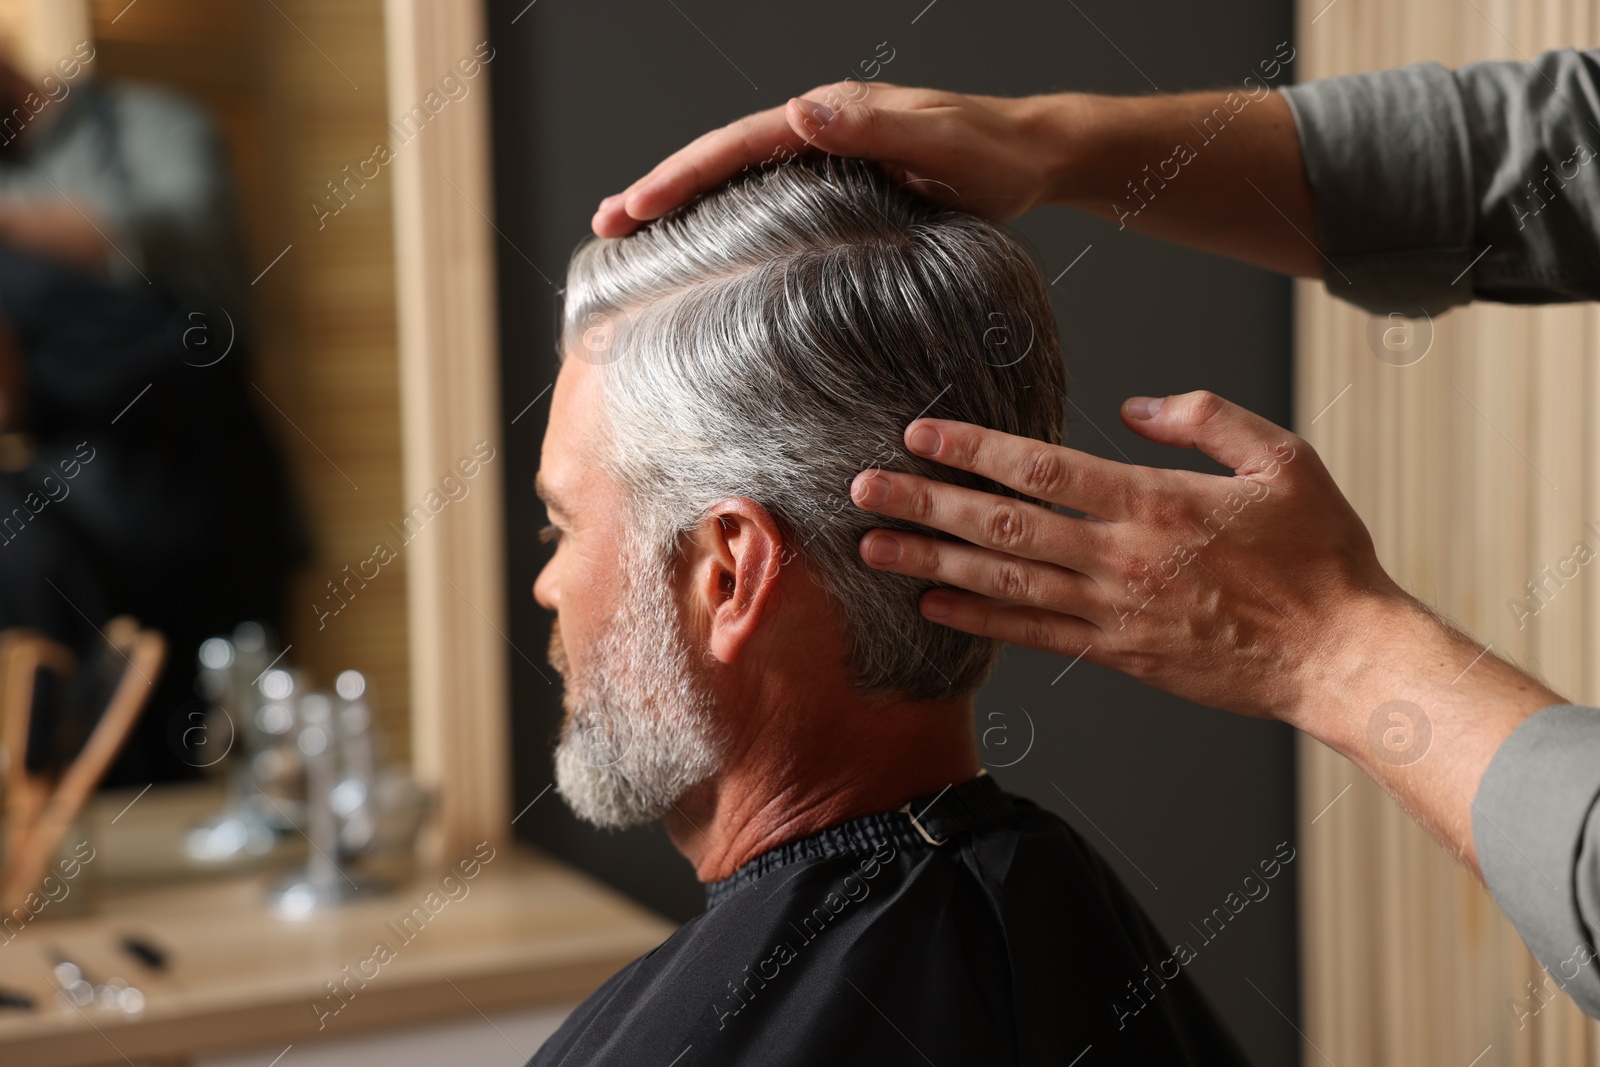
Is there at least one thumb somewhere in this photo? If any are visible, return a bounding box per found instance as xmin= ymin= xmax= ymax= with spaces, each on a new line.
xmin=785 ymin=96 xmax=927 ymax=162
xmin=1120 ymin=390 xmax=1299 ymax=475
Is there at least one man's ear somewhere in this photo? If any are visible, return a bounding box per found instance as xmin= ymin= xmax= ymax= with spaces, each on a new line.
xmin=684 ymin=497 xmax=785 ymax=665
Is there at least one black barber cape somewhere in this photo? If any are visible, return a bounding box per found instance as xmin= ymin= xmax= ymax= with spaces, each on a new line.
xmin=529 ymin=774 xmax=1252 ymax=1066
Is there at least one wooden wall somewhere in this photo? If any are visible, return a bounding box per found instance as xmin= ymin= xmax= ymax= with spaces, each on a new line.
xmin=1295 ymin=2 xmax=1600 ymax=1062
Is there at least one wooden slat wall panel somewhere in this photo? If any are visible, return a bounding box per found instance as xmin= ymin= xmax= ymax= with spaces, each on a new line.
xmin=1295 ymin=3 xmax=1600 ymax=1063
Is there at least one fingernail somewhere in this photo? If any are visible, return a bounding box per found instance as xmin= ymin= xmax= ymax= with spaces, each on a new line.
xmin=852 ymin=471 xmax=891 ymax=507
xmin=864 ymin=533 xmax=901 ymax=565
xmin=907 ymin=425 xmax=941 ymax=456
xmin=598 ymin=194 xmax=621 ymax=210
xmin=1125 ymin=396 xmax=1165 ymax=420
xmin=922 ymin=592 xmax=952 ymax=618
xmin=792 ymin=97 xmax=835 ymax=128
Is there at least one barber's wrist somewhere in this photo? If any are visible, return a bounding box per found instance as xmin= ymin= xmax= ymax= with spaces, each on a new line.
xmin=1289 ymin=586 xmax=1565 ymax=767
xmin=1282 ymin=586 xmax=1431 ymax=755
xmin=1025 ymin=91 xmax=1110 ymax=208
xmin=1035 ymin=92 xmax=1193 ymax=213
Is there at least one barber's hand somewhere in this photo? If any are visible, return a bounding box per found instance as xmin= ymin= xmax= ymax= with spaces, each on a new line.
xmin=849 ymin=390 xmax=1410 ymax=725
xmin=593 ymin=84 xmax=1067 ymax=237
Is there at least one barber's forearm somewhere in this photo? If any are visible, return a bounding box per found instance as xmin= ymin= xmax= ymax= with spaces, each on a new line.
xmin=1032 ymin=90 xmax=1322 ymax=278
xmin=1292 ymin=590 xmax=1566 ymax=874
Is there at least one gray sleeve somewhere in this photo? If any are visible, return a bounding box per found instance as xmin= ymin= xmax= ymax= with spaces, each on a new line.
xmin=1472 ymin=703 xmax=1600 ymax=1017
xmin=1281 ymin=48 xmax=1600 ymax=314
xmin=100 ymin=83 xmax=247 ymax=308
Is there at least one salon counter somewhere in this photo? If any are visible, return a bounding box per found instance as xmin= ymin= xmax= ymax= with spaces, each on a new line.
xmin=0 ymin=845 xmax=674 ymax=1067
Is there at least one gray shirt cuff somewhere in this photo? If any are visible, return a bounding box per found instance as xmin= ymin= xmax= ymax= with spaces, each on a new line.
xmin=1283 ymin=62 xmax=1477 ymax=315
xmin=1283 ymin=49 xmax=1600 ymax=315
xmin=1473 ymin=703 xmax=1600 ymax=1016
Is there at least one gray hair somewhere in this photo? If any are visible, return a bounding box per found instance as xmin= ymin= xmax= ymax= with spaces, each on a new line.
xmin=560 ymin=157 xmax=1067 ymax=699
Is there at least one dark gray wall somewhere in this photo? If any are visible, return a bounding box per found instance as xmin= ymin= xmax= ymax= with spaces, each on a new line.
xmin=487 ymin=2 xmax=1300 ymax=1064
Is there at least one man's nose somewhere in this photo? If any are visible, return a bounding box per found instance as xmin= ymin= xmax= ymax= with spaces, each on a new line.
xmin=533 ymin=562 xmax=558 ymax=611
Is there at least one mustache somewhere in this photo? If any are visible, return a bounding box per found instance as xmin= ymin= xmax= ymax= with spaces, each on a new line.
xmin=548 ymin=621 xmax=569 ymax=676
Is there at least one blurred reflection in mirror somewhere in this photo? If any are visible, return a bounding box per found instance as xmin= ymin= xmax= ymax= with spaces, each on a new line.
xmin=0 ymin=0 xmax=308 ymax=786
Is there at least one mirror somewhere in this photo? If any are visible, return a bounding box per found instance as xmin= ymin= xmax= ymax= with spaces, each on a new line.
xmin=0 ymin=0 xmax=417 ymax=890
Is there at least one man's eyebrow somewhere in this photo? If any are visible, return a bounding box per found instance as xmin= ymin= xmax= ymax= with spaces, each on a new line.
xmin=533 ymin=472 xmax=571 ymax=516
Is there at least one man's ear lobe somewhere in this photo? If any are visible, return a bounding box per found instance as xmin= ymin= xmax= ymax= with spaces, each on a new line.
xmin=697 ymin=497 xmax=784 ymax=665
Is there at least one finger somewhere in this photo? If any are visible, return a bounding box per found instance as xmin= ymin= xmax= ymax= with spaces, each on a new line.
xmin=850 ymin=469 xmax=1111 ymax=573
xmin=592 ymin=193 xmax=636 ymax=238
xmin=592 ymin=104 xmax=800 ymax=236
xmin=785 ymin=97 xmax=965 ymax=209
xmin=594 ymin=86 xmax=945 ymax=237
xmin=897 ymin=419 xmax=1141 ymax=518
xmin=618 ymin=106 xmax=808 ymax=228
xmin=916 ymin=588 xmax=1103 ymax=660
xmin=858 ymin=528 xmax=1114 ymax=627
xmin=785 ymin=94 xmax=934 ymax=160
xmin=1120 ymin=390 xmax=1302 ymax=477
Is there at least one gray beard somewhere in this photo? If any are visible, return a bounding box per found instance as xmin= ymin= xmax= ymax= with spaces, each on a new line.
xmin=550 ymin=539 xmax=722 ymax=829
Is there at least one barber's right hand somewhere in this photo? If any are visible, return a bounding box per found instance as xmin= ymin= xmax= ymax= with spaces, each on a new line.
xmin=849 ymin=390 xmax=1413 ymax=727
xmin=592 ymin=84 xmax=1070 ymax=237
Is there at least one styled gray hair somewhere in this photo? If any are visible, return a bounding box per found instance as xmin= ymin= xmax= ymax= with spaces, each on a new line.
xmin=560 ymin=157 xmax=1067 ymax=699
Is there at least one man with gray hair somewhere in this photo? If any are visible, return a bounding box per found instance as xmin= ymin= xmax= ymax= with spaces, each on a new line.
xmin=528 ymin=157 xmax=1249 ymax=1065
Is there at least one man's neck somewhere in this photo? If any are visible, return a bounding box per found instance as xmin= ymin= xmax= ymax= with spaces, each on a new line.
xmin=662 ymin=689 xmax=980 ymax=882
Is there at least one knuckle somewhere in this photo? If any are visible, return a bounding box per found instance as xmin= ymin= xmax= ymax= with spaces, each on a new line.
xmin=1130 ymin=472 xmax=1188 ymax=526
xmin=1020 ymin=615 xmax=1061 ymax=654
xmin=1272 ymin=433 xmax=1308 ymax=469
xmin=1111 ymin=548 xmax=1149 ymax=586
xmin=1020 ymin=448 xmax=1069 ymax=498
xmin=992 ymin=561 xmax=1032 ymax=602
xmin=983 ymin=501 xmax=1029 ymax=550
xmin=1107 ymin=483 xmax=1140 ymax=521
xmin=946 ymin=429 xmax=980 ymax=469
xmin=907 ymin=482 xmax=937 ymax=521
xmin=1186 ymin=390 xmax=1226 ymax=426
xmin=825 ymin=84 xmax=861 ymax=115
xmin=910 ymin=538 xmax=943 ymax=575
xmin=940 ymin=435 xmax=966 ymax=470
xmin=1140 ymin=496 xmax=1184 ymax=530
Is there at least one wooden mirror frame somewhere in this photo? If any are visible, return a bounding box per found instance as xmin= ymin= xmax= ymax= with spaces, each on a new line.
xmin=385 ymin=0 xmax=509 ymax=862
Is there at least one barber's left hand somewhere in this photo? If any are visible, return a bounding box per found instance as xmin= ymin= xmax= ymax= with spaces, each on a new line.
xmin=849 ymin=390 xmax=1410 ymax=726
